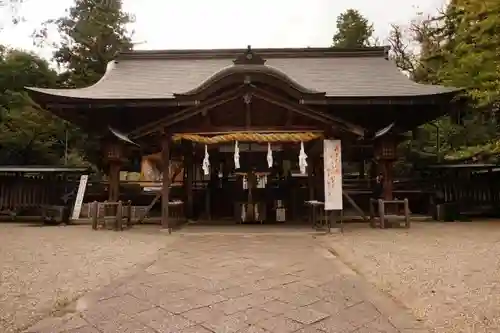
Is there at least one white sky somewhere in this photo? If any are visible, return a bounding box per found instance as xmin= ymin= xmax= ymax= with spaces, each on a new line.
xmin=0 ymin=0 xmax=445 ymax=61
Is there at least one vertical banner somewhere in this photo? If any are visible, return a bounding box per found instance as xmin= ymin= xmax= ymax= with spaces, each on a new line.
xmin=71 ymin=174 xmax=89 ymax=220
xmin=323 ymin=140 xmax=343 ymax=210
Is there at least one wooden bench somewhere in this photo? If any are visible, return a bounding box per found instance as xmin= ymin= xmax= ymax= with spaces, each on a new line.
xmin=369 ymin=198 xmax=410 ymax=228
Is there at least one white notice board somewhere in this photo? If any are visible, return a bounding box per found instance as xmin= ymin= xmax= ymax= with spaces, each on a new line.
xmin=71 ymin=174 xmax=88 ymax=220
xmin=323 ymin=140 xmax=343 ymax=210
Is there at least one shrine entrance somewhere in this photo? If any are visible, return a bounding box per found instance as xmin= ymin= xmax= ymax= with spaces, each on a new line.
xmin=173 ymin=132 xmax=325 ymax=224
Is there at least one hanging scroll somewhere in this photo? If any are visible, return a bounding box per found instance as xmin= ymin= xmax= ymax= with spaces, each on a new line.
xmin=323 ymin=139 xmax=343 ymax=210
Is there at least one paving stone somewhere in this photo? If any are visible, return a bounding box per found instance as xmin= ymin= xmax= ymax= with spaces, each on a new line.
xmin=201 ymin=311 xmax=252 ymax=333
xmin=214 ymin=295 xmax=258 ymax=315
xmin=135 ymin=307 xmax=195 ymax=332
xmin=311 ymin=314 xmax=356 ymax=333
xmin=341 ymin=302 xmax=381 ymax=328
xmin=256 ymin=314 xmax=303 ymax=333
xmin=181 ymin=305 xmax=227 ymax=324
xmin=180 ymin=325 xmax=214 ymax=333
xmin=65 ymin=325 xmax=101 ymax=332
xmin=219 ymin=286 xmax=254 ymax=299
xmin=20 ymin=234 xmax=426 ymax=333
xmin=278 ymin=291 xmax=320 ymax=307
xmin=293 ymin=326 xmax=327 ymax=333
xmin=80 ymin=305 xmax=123 ymax=328
xmin=238 ymin=307 xmax=275 ymax=324
xmin=284 ymin=306 xmax=330 ymax=325
xmin=156 ymin=297 xmax=203 ymax=314
xmin=99 ymin=294 xmax=156 ymax=317
xmin=355 ymin=317 xmax=400 ymax=333
xmin=96 ymin=315 xmax=157 ymax=333
xmin=259 ymin=300 xmax=297 ymax=315
xmin=236 ymin=325 xmax=271 ymax=333
xmin=305 ymin=300 xmax=345 ymax=316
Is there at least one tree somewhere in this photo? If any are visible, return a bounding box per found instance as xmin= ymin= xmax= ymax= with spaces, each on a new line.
xmin=0 ymin=48 xmax=68 ymax=164
xmin=34 ymin=0 xmax=134 ymax=88
xmin=332 ymin=9 xmax=375 ymax=48
xmin=388 ymin=1 xmax=500 ymax=166
xmin=0 ymin=0 xmax=24 ymax=27
xmin=29 ymin=0 xmax=135 ymax=168
xmin=438 ymin=0 xmax=500 ymax=110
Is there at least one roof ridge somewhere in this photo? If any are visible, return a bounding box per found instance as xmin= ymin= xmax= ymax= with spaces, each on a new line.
xmin=118 ymin=46 xmax=390 ymax=61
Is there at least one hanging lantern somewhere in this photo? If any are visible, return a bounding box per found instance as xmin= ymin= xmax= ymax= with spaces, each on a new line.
xmin=202 ymin=145 xmax=210 ymax=176
xmin=374 ymin=138 xmax=397 ymax=160
xmin=266 ymin=142 xmax=273 ymax=169
xmin=234 ymin=141 xmax=240 ymax=169
xmin=298 ymin=141 xmax=308 ymax=175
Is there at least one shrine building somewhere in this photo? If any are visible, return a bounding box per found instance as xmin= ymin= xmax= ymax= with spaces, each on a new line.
xmin=26 ymin=46 xmax=462 ymax=229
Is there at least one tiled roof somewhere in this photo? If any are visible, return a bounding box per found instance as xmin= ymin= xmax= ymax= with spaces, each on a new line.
xmin=26 ymin=47 xmax=459 ymax=100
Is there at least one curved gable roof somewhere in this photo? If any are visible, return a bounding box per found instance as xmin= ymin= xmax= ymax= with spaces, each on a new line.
xmin=26 ymin=46 xmax=459 ymax=101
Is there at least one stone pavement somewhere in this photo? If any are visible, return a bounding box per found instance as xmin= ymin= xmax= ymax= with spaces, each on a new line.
xmin=25 ymin=233 xmax=428 ymax=333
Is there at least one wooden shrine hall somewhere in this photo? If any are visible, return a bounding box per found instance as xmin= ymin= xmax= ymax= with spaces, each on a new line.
xmin=26 ymin=46 xmax=461 ymax=228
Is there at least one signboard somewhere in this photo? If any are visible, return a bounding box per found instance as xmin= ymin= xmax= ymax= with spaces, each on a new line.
xmin=323 ymin=140 xmax=343 ymax=210
xmin=71 ymin=174 xmax=89 ymax=220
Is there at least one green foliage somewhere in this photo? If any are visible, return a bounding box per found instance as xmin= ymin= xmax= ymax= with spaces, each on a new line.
xmin=0 ymin=0 xmax=133 ymax=167
xmin=332 ymin=9 xmax=375 ymax=48
xmin=389 ymin=0 xmax=500 ymax=166
xmin=34 ymin=0 xmax=134 ymax=87
xmin=437 ymin=0 xmax=500 ymax=109
xmin=0 ymin=48 xmax=68 ymax=164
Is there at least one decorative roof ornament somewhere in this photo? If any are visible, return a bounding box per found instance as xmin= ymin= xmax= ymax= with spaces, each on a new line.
xmin=233 ymin=45 xmax=266 ymax=65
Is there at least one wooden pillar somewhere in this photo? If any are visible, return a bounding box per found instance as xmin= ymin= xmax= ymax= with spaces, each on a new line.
xmin=161 ymin=134 xmax=171 ymax=230
xmin=359 ymin=160 xmax=365 ymax=179
xmin=184 ymin=142 xmax=194 ymax=219
xmin=307 ymin=142 xmax=315 ymax=200
xmin=307 ymin=163 xmax=315 ymax=200
xmin=380 ymin=160 xmax=394 ymax=201
xmin=108 ymin=162 xmax=121 ymax=202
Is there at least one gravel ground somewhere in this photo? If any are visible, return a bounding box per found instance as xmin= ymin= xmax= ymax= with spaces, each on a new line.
xmin=327 ymin=221 xmax=500 ymax=333
xmin=0 ymin=223 xmax=170 ymax=333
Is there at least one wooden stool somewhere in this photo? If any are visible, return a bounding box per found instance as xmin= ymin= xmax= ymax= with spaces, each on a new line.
xmin=369 ymin=198 xmax=410 ymax=228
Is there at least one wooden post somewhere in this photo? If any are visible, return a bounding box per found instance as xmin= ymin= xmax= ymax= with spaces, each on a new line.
xmin=307 ymin=163 xmax=315 ymax=200
xmin=382 ymin=160 xmax=394 ymax=201
xmin=184 ymin=142 xmax=194 ymax=219
xmin=91 ymin=201 xmax=98 ymax=230
xmin=108 ymin=161 xmax=121 ymax=202
xmin=115 ymin=201 xmax=123 ymax=231
xmin=161 ymin=134 xmax=171 ymax=230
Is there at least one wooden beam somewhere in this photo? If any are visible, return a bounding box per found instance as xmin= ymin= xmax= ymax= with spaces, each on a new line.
xmin=172 ymin=126 xmax=322 ymax=135
xmin=252 ymin=91 xmax=350 ymax=135
xmin=252 ymin=87 xmax=365 ymax=136
xmin=130 ymin=85 xmax=247 ymax=139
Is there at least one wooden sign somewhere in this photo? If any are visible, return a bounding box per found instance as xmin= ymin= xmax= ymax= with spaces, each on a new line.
xmin=323 ymin=140 xmax=343 ymax=210
xmin=71 ymin=174 xmax=88 ymax=220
